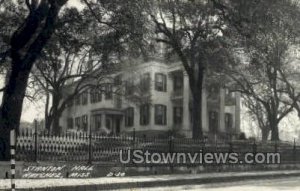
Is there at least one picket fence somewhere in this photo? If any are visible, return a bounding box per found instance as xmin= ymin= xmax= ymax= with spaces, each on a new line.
xmin=15 ymin=129 xmax=300 ymax=165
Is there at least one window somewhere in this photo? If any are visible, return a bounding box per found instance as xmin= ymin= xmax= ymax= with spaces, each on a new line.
xmin=208 ymin=85 xmax=219 ymax=99
xmin=115 ymin=96 xmax=122 ymax=108
xmin=105 ymin=84 xmax=113 ymax=100
xmin=225 ymin=89 xmax=230 ymax=96
xmin=225 ymin=113 xmax=233 ymax=131
xmin=173 ymin=75 xmax=183 ymax=90
xmin=90 ymin=89 xmax=96 ymax=103
xmin=75 ymin=94 xmax=81 ymax=105
xmin=82 ymin=91 xmax=88 ymax=105
xmin=97 ymin=88 xmax=102 ymax=102
xmin=173 ymin=106 xmax=183 ymax=124
xmin=94 ymin=114 xmax=101 ymax=130
xmin=75 ymin=117 xmax=81 ymax=130
xmin=155 ymin=104 xmax=167 ymax=125
xmin=66 ymin=99 xmax=73 ymax=108
xmin=125 ymin=79 xmax=134 ymax=96
xmin=90 ymin=88 xmax=102 ymax=103
xmin=114 ymin=75 xmax=122 ymax=86
xmin=81 ymin=115 xmax=88 ymax=131
xmin=106 ymin=117 xmax=111 ymax=130
xmin=67 ymin=118 xmax=73 ymax=129
xmin=140 ymin=73 xmax=150 ymax=92
xmin=155 ymin=73 xmax=167 ymax=92
xmin=125 ymin=107 xmax=134 ymax=127
xmin=209 ymin=111 xmax=218 ymax=133
xmin=225 ymin=89 xmax=234 ymax=98
xmin=140 ymin=104 xmax=150 ymax=125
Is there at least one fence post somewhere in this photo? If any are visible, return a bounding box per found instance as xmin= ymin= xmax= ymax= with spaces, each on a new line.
xmin=215 ymin=134 xmax=218 ymax=152
xmin=252 ymin=141 xmax=257 ymax=153
xmin=229 ymin=142 xmax=233 ymax=153
xmin=34 ymin=119 xmax=38 ymax=162
xmin=169 ymin=136 xmax=174 ymax=153
xmin=169 ymin=135 xmax=174 ymax=172
xmin=252 ymin=141 xmax=257 ymax=165
xmin=88 ymin=125 xmax=92 ymax=164
xmin=10 ymin=129 xmax=16 ymax=191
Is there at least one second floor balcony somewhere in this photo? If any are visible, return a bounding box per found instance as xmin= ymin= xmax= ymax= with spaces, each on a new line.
xmin=225 ymin=96 xmax=236 ymax=106
xmin=171 ymin=89 xmax=183 ymax=100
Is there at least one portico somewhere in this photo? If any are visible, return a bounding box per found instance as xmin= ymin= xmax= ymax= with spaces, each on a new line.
xmin=90 ymin=108 xmax=123 ymax=135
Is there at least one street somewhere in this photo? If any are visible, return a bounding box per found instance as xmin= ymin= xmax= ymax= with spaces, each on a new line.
xmin=111 ymin=176 xmax=300 ymax=191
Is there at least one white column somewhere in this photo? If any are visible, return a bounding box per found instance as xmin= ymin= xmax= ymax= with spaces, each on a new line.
xmin=235 ymin=92 xmax=241 ymax=135
xmin=201 ymin=87 xmax=208 ymax=132
xmin=219 ymin=88 xmax=225 ymax=133
xmin=167 ymin=73 xmax=173 ymax=131
xmin=182 ymin=72 xmax=191 ymax=137
xmin=149 ymin=72 xmax=154 ymax=128
xmin=167 ymin=103 xmax=172 ymax=131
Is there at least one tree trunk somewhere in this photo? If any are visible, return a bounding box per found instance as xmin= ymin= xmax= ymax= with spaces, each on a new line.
xmin=0 ymin=63 xmax=32 ymax=160
xmin=0 ymin=128 xmax=10 ymax=161
xmin=45 ymin=106 xmax=63 ymax=135
xmin=261 ymin=127 xmax=270 ymax=142
xmin=0 ymin=0 xmax=67 ymax=161
xmin=190 ymin=66 xmax=204 ymax=139
xmin=191 ymin=90 xmax=203 ymax=139
xmin=271 ymin=125 xmax=279 ymax=141
xmin=52 ymin=113 xmax=61 ymax=135
xmin=45 ymin=115 xmax=53 ymax=133
xmin=269 ymin=115 xmax=279 ymax=141
xmin=49 ymin=93 xmax=61 ymax=135
xmin=45 ymin=83 xmax=50 ymax=132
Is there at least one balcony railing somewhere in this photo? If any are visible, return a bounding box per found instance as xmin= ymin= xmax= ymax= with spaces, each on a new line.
xmin=225 ymin=96 xmax=236 ymax=106
xmin=171 ymin=89 xmax=183 ymax=100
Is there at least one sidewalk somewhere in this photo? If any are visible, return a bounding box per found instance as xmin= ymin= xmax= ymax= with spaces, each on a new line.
xmin=1 ymin=170 xmax=300 ymax=190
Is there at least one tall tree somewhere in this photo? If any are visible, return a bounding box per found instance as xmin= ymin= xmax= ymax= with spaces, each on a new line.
xmin=82 ymin=0 xmax=151 ymax=61
xmin=139 ymin=0 xmax=226 ymax=139
xmin=0 ymin=1 xmax=27 ymax=86
xmin=278 ymin=46 xmax=300 ymax=120
xmin=215 ymin=0 xmax=300 ymax=141
xmin=242 ymin=95 xmax=270 ymax=141
xmin=31 ymin=6 xmax=126 ymax=134
xmin=32 ymin=1 xmax=147 ymax=134
xmin=0 ymin=0 xmax=68 ymax=160
xmin=33 ymin=45 xmax=109 ymax=134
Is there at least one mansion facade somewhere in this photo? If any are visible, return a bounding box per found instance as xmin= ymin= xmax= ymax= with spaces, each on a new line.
xmin=59 ymin=60 xmax=240 ymax=139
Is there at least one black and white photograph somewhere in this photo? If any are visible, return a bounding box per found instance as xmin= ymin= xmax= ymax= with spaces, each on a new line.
xmin=1 ymin=0 xmax=300 ymax=190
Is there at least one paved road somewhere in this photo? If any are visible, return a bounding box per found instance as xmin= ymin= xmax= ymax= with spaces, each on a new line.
xmin=111 ymin=176 xmax=300 ymax=191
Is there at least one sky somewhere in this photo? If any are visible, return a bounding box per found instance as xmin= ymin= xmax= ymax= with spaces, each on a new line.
xmin=67 ymin=0 xmax=85 ymax=10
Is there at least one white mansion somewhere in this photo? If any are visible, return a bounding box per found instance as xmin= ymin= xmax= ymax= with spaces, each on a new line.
xmin=59 ymin=59 xmax=240 ymax=139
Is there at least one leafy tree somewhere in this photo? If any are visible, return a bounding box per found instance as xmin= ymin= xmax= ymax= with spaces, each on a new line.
xmin=82 ymin=0 xmax=152 ymax=61
xmin=0 ymin=1 xmax=27 ymax=86
xmin=0 ymin=0 xmax=68 ymax=160
xmin=138 ymin=0 xmax=227 ymax=139
xmin=242 ymin=95 xmax=270 ymax=141
xmin=278 ymin=46 xmax=300 ymax=120
xmin=214 ymin=0 xmax=300 ymax=141
xmin=31 ymin=0 xmax=149 ymax=135
xmin=31 ymin=6 xmax=128 ymax=134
